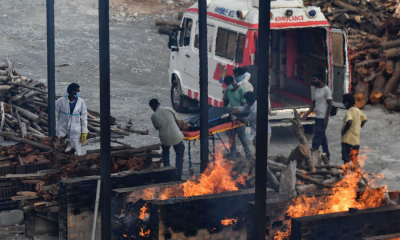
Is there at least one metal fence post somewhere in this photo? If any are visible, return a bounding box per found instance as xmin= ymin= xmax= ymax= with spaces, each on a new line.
xmin=255 ymin=0 xmax=271 ymax=239
xmin=198 ymin=0 xmax=209 ymax=173
xmin=46 ymin=0 xmax=56 ymax=136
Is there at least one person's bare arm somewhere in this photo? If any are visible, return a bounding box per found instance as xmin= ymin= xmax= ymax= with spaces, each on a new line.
xmin=324 ymin=99 xmax=333 ymax=126
xmin=361 ymin=120 xmax=367 ymax=128
xmin=342 ymin=120 xmax=353 ymax=136
xmin=301 ymin=101 xmax=315 ymax=121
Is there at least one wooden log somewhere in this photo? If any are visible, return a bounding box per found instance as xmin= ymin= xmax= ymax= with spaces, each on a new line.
xmin=381 ymin=39 xmax=400 ymax=50
xmin=27 ymin=125 xmax=44 ymax=136
xmin=45 ymin=206 xmax=59 ymax=213
xmin=110 ymin=127 xmax=130 ymax=136
xmin=384 ymin=62 xmax=400 ymax=96
xmin=355 ymin=59 xmax=380 ymax=68
xmin=17 ymin=191 xmax=38 ymax=197
xmin=31 ymin=122 xmax=44 ymax=133
xmin=120 ymin=127 xmax=149 ymax=135
xmin=177 ymin=12 xmax=184 ymax=20
xmin=20 ymin=122 xmax=27 ymax=138
xmin=100 ymin=144 xmax=161 ymax=157
xmin=158 ymin=26 xmax=174 ymax=35
xmin=292 ymin=109 xmax=315 ymax=172
xmin=155 ymin=19 xmax=181 ymax=28
xmin=386 ymin=60 xmax=395 ymax=75
xmin=279 ymin=161 xmax=297 ymax=197
xmin=370 ymin=73 xmax=387 ymax=104
xmin=13 ymin=105 xmax=40 ymax=123
xmin=267 ymin=166 xmax=280 ymax=192
xmin=86 ymin=145 xmax=134 ymax=154
xmin=0 ymin=132 xmax=52 ymax=151
xmin=17 ymin=154 xmax=24 ymax=165
xmin=296 ymin=172 xmax=333 ymax=188
xmin=3 ymin=82 xmax=47 ymax=94
xmin=384 ymin=48 xmax=400 ymax=59
xmin=354 ymin=81 xmax=369 ymax=108
xmin=384 ymin=98 xmax=400 ymax=111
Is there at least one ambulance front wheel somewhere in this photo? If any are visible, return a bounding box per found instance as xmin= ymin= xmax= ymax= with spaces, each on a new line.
xmin=171 ymin=81 xmax=189 ymax=113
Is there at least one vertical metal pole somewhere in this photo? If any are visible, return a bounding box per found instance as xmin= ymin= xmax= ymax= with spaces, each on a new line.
xmin=198 ymin=0 xmax=209 ymax=173
xmin=46 ymin=0 xmax=56 ymax=136
xmin=255 ymin=0 xmax=271 ymax=239
xmin=99 ymin=0 xmax=111 ymax=239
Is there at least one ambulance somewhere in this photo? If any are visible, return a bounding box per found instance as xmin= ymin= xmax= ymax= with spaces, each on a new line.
xmin=167 ymin=0 xmax=350 ymax=128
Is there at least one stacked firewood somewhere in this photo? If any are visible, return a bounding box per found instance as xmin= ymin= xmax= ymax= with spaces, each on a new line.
xmin=6 ymin=137 xmax=162 ymax=212
xmin=156 ymin=12 xmax=183 ymax=35
xmin=0 ymin=57 xmax=149 ymax=144
xmin=233 ymin=110 xmax=363 ymax=197
xmin=303 ymin=0 xmax=400 ymax=111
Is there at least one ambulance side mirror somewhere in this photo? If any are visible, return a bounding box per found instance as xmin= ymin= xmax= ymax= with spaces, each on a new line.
xmin=168 ymin=28 xmax=182 ymax=52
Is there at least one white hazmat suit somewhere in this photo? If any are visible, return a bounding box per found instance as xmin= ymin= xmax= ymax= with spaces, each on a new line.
xmin=55 ymin=89 xmax=88 ymax=155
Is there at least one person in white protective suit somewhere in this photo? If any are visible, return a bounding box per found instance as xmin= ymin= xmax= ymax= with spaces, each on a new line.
xmin=56 ymin=83 xmax=88 ymax=155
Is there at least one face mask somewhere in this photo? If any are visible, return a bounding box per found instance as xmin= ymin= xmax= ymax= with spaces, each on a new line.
xmin=227 ymin=85 xmax=234 ymax=90
xmin=342 ymin=103 xmax=347 ymax=110
xmin=74 ymin=92 xmax=81 ymax=98
xmin=235 ymin=75 xmax=245 ymax=83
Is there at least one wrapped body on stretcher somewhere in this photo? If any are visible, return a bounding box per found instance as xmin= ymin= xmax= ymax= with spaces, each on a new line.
xmin=178 ymin=107 xmax=249 ymax=141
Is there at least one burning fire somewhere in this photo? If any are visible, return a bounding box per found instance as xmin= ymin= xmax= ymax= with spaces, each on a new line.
xmin=221 ymin=217 xmax=238 ymax=226
xmin=180 ymin=155 xmax=245 ymax=197
xmin=139 ymin=204 xmax=149 ymax=220
xmin=139 ymin=228 xmax=150 ymax=237
xmin=143 ymin=188 xmax=154 ymax=199
xmin=274 ymin=149 xmax=387 ymax=239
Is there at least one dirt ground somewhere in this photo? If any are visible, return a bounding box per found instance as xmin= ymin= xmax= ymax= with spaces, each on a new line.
xmin=0 ymin=0 xmax=400 ymax=237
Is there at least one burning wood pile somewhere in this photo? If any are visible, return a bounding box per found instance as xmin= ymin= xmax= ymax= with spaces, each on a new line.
xmin=0 ymin=57 xmax=149 ymax=144
xmin=233 ymin=110 xmax=386 ymax=199
xmin=304 ymin=0 xmax=400 ymax=111
xmin=114 ymin=155 xmax=249 ymax=239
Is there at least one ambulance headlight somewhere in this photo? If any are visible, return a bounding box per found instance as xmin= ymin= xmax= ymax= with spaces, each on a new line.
xmin=285 ymin=9 xmax=293 ymax=17
xmin=308 ymin=10 xmax=317 ymax=18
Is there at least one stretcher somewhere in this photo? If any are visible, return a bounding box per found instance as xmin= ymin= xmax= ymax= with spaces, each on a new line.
xmin=181 ymin=118 xmax=245 ymax=169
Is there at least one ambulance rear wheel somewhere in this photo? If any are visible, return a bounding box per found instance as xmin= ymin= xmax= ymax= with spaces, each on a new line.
xmin=171 ymin=82 xmax=189 ymax=113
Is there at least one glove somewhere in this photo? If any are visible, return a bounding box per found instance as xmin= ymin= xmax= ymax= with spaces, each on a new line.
xmin=230 ymin=115 xmax=237 ymax=121
xmin=81 ymin=133 xmax=87 ymax=143
xmin=221 ymin=113 xmax=230 ymax=119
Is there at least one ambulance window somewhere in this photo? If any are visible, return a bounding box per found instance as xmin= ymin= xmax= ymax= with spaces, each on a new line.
xmin=179 ymin=18 xmax=193 ymax=47
xmin=216 ymin=28 xmax=238 ymax=60
xmin=194 ymin=23 xmax=215 ymax=52
xmin=235 ymin=34 xmax=246 ymax=63
xmin=331 ymin=32 xmax=345 ymax=66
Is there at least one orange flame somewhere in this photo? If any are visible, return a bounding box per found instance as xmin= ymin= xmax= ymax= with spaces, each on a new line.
xmin=274 ymin=149 xmax=387 ymax=240
xmin=143 ymin=188 xmax=154 ymax=199
xmin=181 ymin=155 xmax=242 ymax=197
xmin=221 ymin=217 xmax=238 ymax=226
xmin=139 ymin=204 xmax=149 ymax=220
xmin=139 ymin=228 xmax=150 ymax=237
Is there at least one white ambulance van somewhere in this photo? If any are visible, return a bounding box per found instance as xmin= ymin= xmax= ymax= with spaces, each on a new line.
xmin=167 ymin=0 xmax=350 ymax=127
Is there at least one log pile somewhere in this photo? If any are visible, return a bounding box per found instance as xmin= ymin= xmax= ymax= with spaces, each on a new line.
xmin=235 ymin=110 xmax=365 ymax=197
xmin=156 ymin=12 xmax=183 ymax=35
xmin=0 ymin=57 xmax=149 ymax=145
xmin=303 ymin=0 xmax=400 ymax=111
xmin=5 ymin=137 xmax=162 ymax=212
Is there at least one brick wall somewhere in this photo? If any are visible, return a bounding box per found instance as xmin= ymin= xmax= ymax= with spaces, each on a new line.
xmin=60 ymin=206 xmax=101 ymax=240
xmin=291 ymin=205 xmax=400 ymax=240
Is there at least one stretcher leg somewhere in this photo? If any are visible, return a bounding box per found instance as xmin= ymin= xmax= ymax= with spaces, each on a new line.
xmin=188 ymin=140 xmax=191 ymax=169
xmin=216 ymin=133 xmax=231 ymax=156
